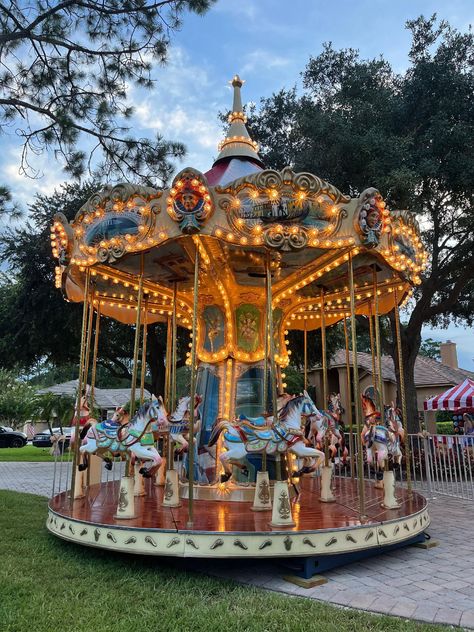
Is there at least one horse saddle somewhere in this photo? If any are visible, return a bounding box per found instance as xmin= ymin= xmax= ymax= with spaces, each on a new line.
xmin=96 ymin=419 xmax=120 ymax=439
xmin=238 ymin=416 xmax=274 ymax=441
xmin=239 ymin=414 xmax=268 ymax=427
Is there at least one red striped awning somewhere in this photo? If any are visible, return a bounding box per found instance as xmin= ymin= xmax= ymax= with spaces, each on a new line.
xmin=424 ymin=378 xmax=474 ymax=411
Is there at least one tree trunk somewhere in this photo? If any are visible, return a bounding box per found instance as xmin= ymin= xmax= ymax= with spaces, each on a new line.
xmin=390 ymin=316 xmax=422 ymax=434
xmin=146 ymin=324 xmax=166 ymax=397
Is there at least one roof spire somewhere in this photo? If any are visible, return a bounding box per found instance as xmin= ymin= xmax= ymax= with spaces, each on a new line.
xmin=215 ymin=75 xmax=263 ymax=166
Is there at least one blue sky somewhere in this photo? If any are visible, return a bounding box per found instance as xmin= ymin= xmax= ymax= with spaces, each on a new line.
xmin=1 ymin=0 xmax=473 ymax=369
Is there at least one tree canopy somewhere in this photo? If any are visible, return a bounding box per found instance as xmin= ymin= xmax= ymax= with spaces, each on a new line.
xmin=249 ymin=15 xmax=474 ymax=429
xmin=0 ymin=181 xmax=190 ymax=396
xmin=0 ymin=0 xmax=214 ymax=184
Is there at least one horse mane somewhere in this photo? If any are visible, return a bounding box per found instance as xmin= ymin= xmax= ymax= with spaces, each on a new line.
xmin=279 ymin=395 xmax=303 ymax=422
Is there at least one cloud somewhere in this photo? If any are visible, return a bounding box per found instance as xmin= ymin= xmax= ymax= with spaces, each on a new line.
xmin=127 ymin=46 xmax=226 ymax=171
xmin=240 ymin=49 xmax=291 ymax=76
xmin=0 ymin=145 xmax=66 ymax=209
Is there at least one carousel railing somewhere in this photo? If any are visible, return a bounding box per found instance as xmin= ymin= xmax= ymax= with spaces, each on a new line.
xmin=332 ymin=431 xmax=474 ymax=501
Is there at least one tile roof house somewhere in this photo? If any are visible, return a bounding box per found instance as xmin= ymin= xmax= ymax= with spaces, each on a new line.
xmin=308 ymin=342 xmax=474 ymax=426
xmin=38 ymin=380 xmax=151 ymax=414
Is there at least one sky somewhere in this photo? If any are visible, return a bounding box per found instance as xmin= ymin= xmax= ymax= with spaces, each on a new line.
xmin=1 ymin=0 xmax=473 ymax=369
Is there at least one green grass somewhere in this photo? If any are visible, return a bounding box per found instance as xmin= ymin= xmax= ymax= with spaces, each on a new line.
xmin=0 ymin=445 xmax=60 ymax=461
xmin=0 ymin=490 xmax=445 ymax=632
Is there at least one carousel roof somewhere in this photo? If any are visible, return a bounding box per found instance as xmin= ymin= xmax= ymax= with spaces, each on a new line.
xmin=50 ymin=75 xmax=428 ymax=368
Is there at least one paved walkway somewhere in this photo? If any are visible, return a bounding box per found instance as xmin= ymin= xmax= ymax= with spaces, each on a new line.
xmin=1 ymin=462 xmax=473 ymax=629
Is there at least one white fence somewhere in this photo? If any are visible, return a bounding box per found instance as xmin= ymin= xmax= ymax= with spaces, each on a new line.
xmin=336 ymin=432 xmax=474 ymax=501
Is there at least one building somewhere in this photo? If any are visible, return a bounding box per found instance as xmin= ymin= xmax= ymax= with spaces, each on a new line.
xmin=38 ymin=379 xmax=151 ymax=420
xmin=308 ymin=341 xmax=474 ymax=430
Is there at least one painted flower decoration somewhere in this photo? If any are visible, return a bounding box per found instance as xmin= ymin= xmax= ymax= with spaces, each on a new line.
xmin=239 ymin=312 xmax=257 ymax=341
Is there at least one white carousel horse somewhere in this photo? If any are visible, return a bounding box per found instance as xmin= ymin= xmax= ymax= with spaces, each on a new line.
xmin=208 ymin=390 xmax=325 ymax=482
xmin=307 ymin=393 xmax=348 ymax=462
xmin=360 ymin=394 xmax=404 ymax=484
xmin=152 ymin=395 xmax=202 ymax=452
xmin=79 ymin=396 xmax=168 ymax=478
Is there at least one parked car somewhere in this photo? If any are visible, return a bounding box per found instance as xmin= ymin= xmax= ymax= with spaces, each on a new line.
xmin=32 ymin=427 xmax=73 ymax=448
xmin=0 ymin=426 xmax=28 ymax=448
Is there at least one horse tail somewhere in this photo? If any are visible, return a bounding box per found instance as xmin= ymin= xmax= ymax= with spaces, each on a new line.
xmin=208 ymin=420 xmax=229 ymax=448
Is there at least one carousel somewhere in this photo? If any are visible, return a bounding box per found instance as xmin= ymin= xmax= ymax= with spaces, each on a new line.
xmin=47 ymin=77 xmax=431 ymax=577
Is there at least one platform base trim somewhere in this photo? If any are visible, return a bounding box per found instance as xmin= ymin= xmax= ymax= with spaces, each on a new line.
xmin=46 ymin=505 xmax=430 ymax=559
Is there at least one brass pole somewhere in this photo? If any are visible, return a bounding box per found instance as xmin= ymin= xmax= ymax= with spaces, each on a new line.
xmin=140 ymin=300 xmax=148 ymax=405
xmin=82 ymin=294 xmax=94 ymax=389
xmin=349 ymin=253 xmax=366 ymax=518
xmin=130 ymin=264 xmax=144 ymax=418
xmin=70 ymin=269 xmax=91 ymax=505
xmin=368 ymin=305 xmax=377 ymax=396
xmin=320 ymin=288 xmax=329 ymax=467
xmin=373 ymin=269 xmax=385 ymax=410
xmin=165 ymin=315 xmax=172 ymax=410
xmin=187 ymin=245 xmax=200 ymax=528
xmin=343 ymin=317 xmax=354 ymax=480
xmin=89 ymin=301 xmax=102 ymax=413
xmin=171 ymin=281 xmax=178 ymax=414
xmin=262 ymin=256 xmax=270 ymax=473
xmin=393 ymin=286 xmax=412 ymax=495
xmin=266 ymin=254 xmax=280 ymax=479
xmin=263 ymin=263 xmax=269 ymax=412
xmin=303 ymin=320 xmax=308 ymax=392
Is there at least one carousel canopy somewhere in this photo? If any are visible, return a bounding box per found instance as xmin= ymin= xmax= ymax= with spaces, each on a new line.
xmin=50 ymin=75 xmax=427 ymax=368
xmin=424 ymin=378 xmax=474 ymax=411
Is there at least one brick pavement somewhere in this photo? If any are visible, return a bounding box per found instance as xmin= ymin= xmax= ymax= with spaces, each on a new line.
xmin=1 ymin=462 xmax=473 ymax=629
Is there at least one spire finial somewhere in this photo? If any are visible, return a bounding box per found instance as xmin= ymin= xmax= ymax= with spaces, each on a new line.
xmin=215 ymin=74 xmax=263 ymax=166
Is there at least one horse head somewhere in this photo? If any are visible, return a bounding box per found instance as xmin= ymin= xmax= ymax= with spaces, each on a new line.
xmin=361 ymin=393 xmax=381 ymax=427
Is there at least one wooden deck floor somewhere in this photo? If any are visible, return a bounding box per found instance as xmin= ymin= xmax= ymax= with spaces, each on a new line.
xmin=49 ymin=477 xmax=426 ymax=534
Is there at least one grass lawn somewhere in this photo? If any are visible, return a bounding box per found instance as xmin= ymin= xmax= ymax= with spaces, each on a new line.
xmin=0 ymin=445 xmax=60 ymax=462
xmin=0 ymin=490 xmax=445 ymax=632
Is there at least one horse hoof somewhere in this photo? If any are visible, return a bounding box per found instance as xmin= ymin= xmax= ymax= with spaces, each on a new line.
xmin=78 ymin=464 xmax=87 ymax=472
xmin=104 ymin=462 xmax=113 ymax=471
xmin=220 ymin=473 xmax=232 ymax=483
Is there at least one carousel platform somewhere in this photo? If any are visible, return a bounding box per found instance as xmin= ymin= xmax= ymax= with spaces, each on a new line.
xmin=47 ymin=477 xmax=430 ymax=563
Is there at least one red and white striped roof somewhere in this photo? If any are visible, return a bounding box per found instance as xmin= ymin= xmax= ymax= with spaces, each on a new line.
xmin=424 ymin=378 xmax=474 ymax=411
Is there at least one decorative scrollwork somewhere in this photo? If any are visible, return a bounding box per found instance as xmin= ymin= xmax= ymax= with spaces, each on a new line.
xmin=264 ymin=225 xmax=308 ymax=251
xmin=94 ymin=528 xmax=101 ymax=542
xmin=210 ymin=539 xmax=224 ymax=550
xmin=145 ymin=536 xmax=157 ymax=547
xmin=96 ymin=243 xmax=125 ymax=264
xmin=259 ymin=540 xmax=272 ymax=550
xmin=124 ymin=536 xmax=137 ymax=545
xmin=325 ymin=537 xmax=337 ymax=547
xmin=346 ymin=534 xmax=357 ymax=543
xmin=365 ymin=530 xmax=375 ymax=542
xmin=234 ymin=539 xmax=248 ymax=550
xmin=303 ymin=537 xmax=316 ymax=548
xmin=283 ymin=535 xmax=293 ymax=551
xmin=106 ymin=532 xmax=117 ymax=543
xmin=167 ymin=537 xmax=181 ymax=548
xmin=186 ymin=538 xmax=199 ymax=550
xmin=277 ymin=490 xmax=292 ymax=520
xmin=79 ymin=528 xmax=88 ymax=537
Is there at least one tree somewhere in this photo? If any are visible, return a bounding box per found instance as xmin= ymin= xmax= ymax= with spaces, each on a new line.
xmin=419 ymin=338 xmax=441 ymax=361
xmin=0 ymin=182 xmax=190 ymax=398
xmin=0 ymin=369 xmax=36 ymax=429
xmin=249 ymin=15 xmax=474 ymax=431
xmin=0 ymin=0 xmax=214 ymax=183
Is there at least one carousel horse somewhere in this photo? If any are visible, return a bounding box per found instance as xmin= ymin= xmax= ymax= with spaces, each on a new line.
xmin=307 ymin=393 xmax=348 ymax=463
xmin=360 ymin=394 xmax=404 ymax=484
xmin=78 ymin=396 xmax=168 ymax=478
xmin=208 ymin=391 xmax=325 ymax=482
xmin=152 ymin=395 xmax=202 ymax=453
